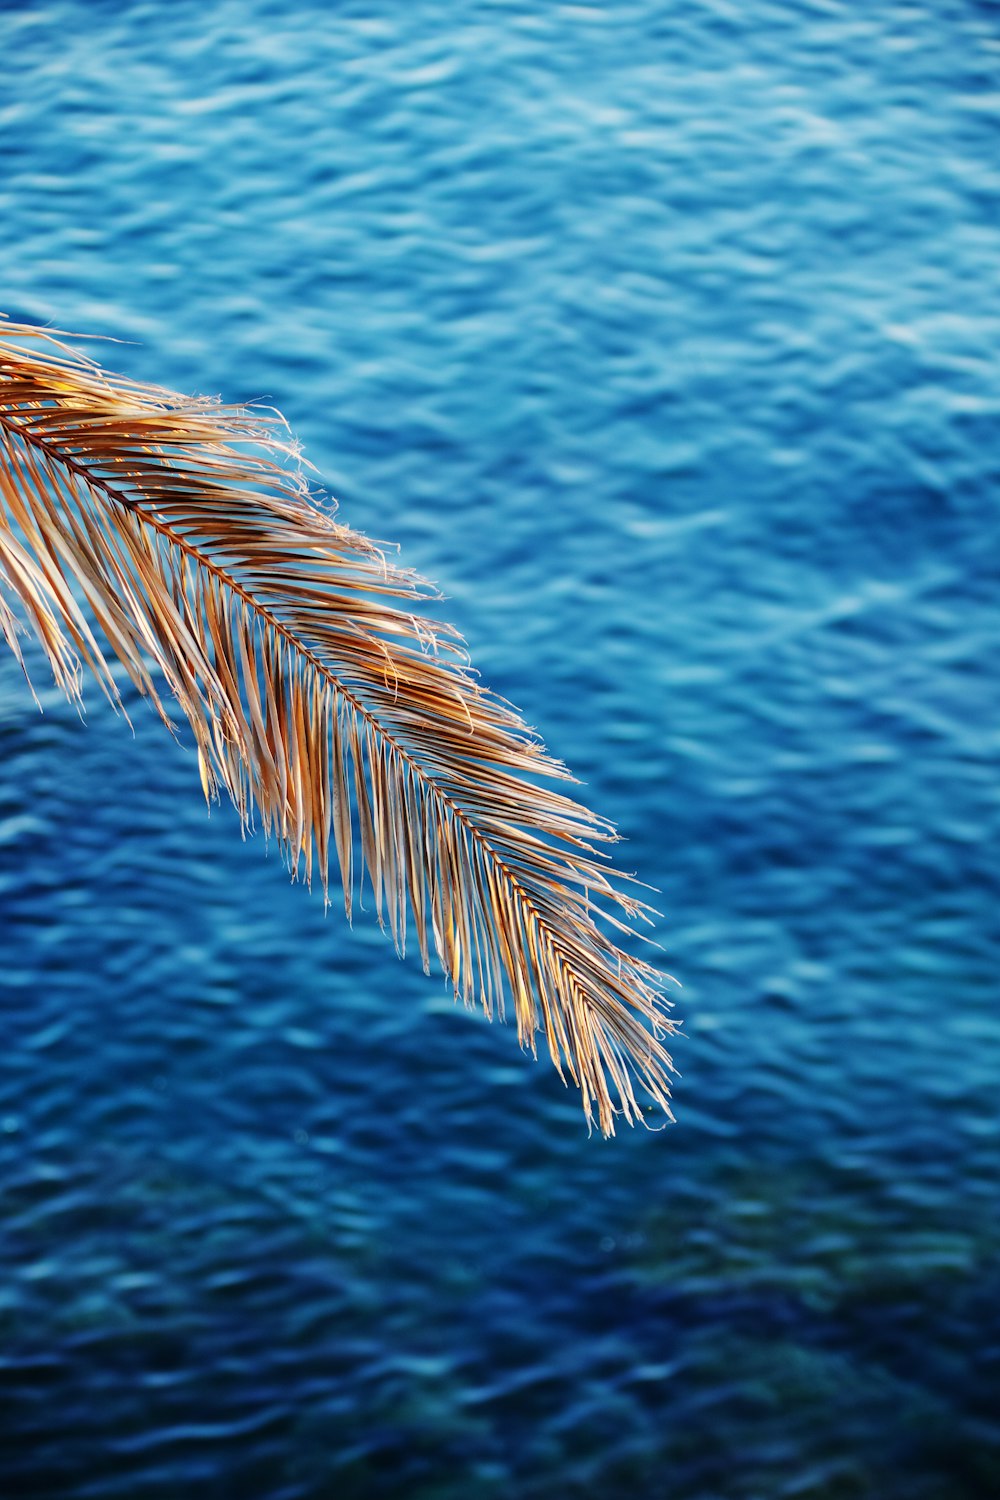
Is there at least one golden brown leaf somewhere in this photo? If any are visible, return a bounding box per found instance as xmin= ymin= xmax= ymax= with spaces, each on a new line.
xmin=0 ymin=316 xmax=678 ymax=1133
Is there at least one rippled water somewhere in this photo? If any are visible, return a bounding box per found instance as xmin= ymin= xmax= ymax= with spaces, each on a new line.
xmin=2 ymin=1 xmax=1000 ymax=1495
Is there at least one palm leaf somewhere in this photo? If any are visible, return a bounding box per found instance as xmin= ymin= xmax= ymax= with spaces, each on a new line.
xmin=0 ymin=316 xmax=677 ymax=1133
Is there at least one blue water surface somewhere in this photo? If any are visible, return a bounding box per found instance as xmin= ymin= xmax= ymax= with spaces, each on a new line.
xmin=2 ymin=1 xmax=999 ymax=1496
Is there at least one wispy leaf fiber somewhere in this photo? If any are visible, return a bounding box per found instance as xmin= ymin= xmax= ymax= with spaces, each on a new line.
xmin=0 ymin=317 xmax=677 ymax=1133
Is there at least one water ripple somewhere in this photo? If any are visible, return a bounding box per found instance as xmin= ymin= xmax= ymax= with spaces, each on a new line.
xmin=1 ymin=1 xmax=999 ymax=1495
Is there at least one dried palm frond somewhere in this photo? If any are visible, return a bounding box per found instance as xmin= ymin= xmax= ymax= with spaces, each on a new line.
xmin=0 ymin=316 xmax=677 ymax=1133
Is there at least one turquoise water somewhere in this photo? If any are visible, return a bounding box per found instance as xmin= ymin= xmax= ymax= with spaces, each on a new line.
xmin=2 ymin=1 xmax=999 ymax=1495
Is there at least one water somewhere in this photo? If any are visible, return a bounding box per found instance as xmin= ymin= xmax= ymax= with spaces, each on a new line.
xmin=2 ymin=1 xmax=999 ymax=1495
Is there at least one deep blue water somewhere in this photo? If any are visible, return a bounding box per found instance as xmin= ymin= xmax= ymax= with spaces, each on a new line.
xmin=2 ymin=1 xmax=1000 ymax=1495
